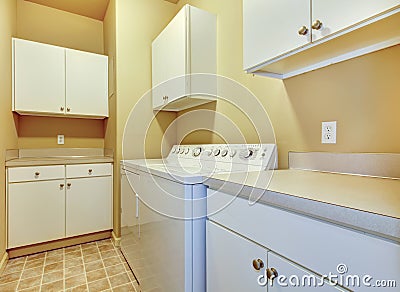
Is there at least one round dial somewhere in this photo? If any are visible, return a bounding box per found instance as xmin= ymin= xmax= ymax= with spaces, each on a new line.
xmin=213 ymin=149 xmax=221 ymax=156
xmin=179 ymin=148 xmax=185 ymax=154
xmin=172 ymin=146 xmax=177 ymax=153
xmin=243 ymin=149 xmax=254 ymax=158
xmin=221 ymin=149 xmax=228 ymax=157
xmin=193 ymin=147 xmax=202 ymax=157
xmin=229 ymin=150 xmax=237 ymax=157
xmin=185 ymin=148 xmax=190 ymax=154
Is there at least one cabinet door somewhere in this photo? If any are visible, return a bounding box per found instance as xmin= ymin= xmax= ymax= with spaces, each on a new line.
xmin=13 ymin=39 xmax=65 ymax=114
xmin=243 ymin=0 xmax=310 ymax=70
xmin=312 ymin=0 xmax=400 ymax=41
xmin=207 ymin=221 xmax=267 ymax=292
xmin=66 ymin=176 xmax=112 ymax=237
xmin=152 ymin=6 xmax=187 ymax=109
xmin=66 ymin=49 xmax=108 ymax=117
xmin=8 ymin=180 xmax=65 ymax=248
xmin=268 ymin=252 xmax=344 ymax=291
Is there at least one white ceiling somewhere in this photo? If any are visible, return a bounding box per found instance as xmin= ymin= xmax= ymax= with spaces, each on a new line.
xmin=25 ymin=0 xmax=110 ymax=21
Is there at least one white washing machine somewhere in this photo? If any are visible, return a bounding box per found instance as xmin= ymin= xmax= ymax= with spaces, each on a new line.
xmin=120 ymin=144 xmax=277 ymax=292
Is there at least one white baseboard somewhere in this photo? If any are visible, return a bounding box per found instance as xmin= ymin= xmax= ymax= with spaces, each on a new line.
xmin=112 ymin=231 xmax=121 ymax=247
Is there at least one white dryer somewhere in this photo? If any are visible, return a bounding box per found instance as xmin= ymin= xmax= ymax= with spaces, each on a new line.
xmin=120 ymin=144 xmax=277 ymax=292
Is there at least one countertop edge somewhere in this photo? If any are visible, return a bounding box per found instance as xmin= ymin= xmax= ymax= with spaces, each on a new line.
xmin=206 ymin=177 xmax=400 ymax=242
xmin=6 ymin=157 xmax=114 ymax=167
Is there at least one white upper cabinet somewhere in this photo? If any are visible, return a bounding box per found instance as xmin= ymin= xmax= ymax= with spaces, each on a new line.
xmin=66 ymin=49 xmax=108 ymax=117
xmin=243 ymin=0 xmax=310 ymax=70
xmin=152 ymin=5 xmax=217 ymax=111
xmin=13 ymin=38 xmax=66 ymax=115
xmin=243 ymin=0 xmax=400 ymax=78
xmin=12 ymin=38 xmax=109 ymax=118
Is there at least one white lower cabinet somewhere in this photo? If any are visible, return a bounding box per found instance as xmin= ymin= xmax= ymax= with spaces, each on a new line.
xmin=207 ymin=221 xmax=343 ymax=291
xmin=7 ymin=163 xmax=113 ymax=248
xmin=8 ymin=180 xmax=66 ymax=248
xmin=66 ymin=176 xmax=112 ymax=237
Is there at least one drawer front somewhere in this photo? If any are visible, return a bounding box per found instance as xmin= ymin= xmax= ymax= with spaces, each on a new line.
xmin=66 ymin=163 xmax=112 ymax=178
xmin=208 ymin=190 xmax=400 ymax=291
xmin=8 ymin=165 xmax=65 ymax=183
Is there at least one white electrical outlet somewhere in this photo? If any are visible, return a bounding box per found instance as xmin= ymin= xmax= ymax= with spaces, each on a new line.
xmin=321 ymin=121 xmax=336 ymax=144
xmin=57 ymin=135 xmax=65 ymax=145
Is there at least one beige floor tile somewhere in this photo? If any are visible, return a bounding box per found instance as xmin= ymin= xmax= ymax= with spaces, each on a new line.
xmin=100 ymin=249 xmax=118 ymax=259
xmin=6 ymin=256 xmax=26 ymax=266
xmin=83 ymin=253 xmax=101 ymax=264
xmin=84 ymin=260 xmax=104 ymax=273
xmin=65 ymin=273 xmax=86 ymax=289
xmin=41 ymin=279 xmax=64 ymax=291
xmin=98 ymin=245 xmax=114 ymax=252
xmin=24 ymin=259 xmax=44 ymax=270
xmin=18 ymin=285 xmax=41 ymax=292
xmin=45 ymin=253 xmax=64 ymax=265
xmin=65 ymin=258 xmax=84 ymax=269
xmin=47 ymin=248 xmax=64 ymax=257
xmin=87 ymin=278 xmax=110 ymax=291
xmin=106 ymin=264 xmax=126 ymax=277
xmin=20 ymin=266 xmax=43 ymax=280
xmin=113 ymin=283 xmax=136 ymax=292
xmin=0 ymin=271 xmax=21 ymax=284
xmin=103 ymin=256 xmax=121 ymax=267
xmin=65 ymin=245 xmax=81 ymax=254
xmin=86 ymin=268 xmax=107 ymax=283
xmin=70 ymin=284 xmax=89 ymax=292
xmin=26 ymin=252 xmax=45 ymax=262
xmin=2 ymin=262 xmax=24 ymax=275
xmin=0 ymin=280 xmax=18 ymax=292
xmin=109 ymin=272 xmax=131 ymax=288
xmin=44 ymin=261 xmax=64 ymax=273
xmin=81 ymin=242 xmax=97 ymax=250
xmin=97 ymin=239 xmax=112 ymax=246
xmin=65 ymin=264 xmax=84 ymax=278
xmin=42 ymin=270 xmax=64 ymax=284
xmin=65 ymin=251 xmax=82 ymax=261
xmin=17 ymin=275 xmax=41 ymax=290
xmin=82 ymin=247 xmax=98 ymax=257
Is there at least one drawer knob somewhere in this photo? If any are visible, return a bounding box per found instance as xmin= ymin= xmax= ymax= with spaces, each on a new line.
xmin=35 ymin=172 xmax=40 ymax=176
xmin=312 ymin=19 xmax=323 ymax=30
xmin=252 ymin=259 xmax=264 ymax=271
xmin=60 ymin=184 xmax=65 ymax=188
xmin=67 ymin=108 xmax=71 ymax=112
xmin=60 ymin=107 xmax=64 ymax=111
xmin=88 ymin=169 xmax=93 ymax=174
xmin=298 ymin=26 xmax=308 ymax=35
xmin=67 ymin=183 xmax=72 ymax=187
xmin=267 ymin=268 xmax=278 ymax=280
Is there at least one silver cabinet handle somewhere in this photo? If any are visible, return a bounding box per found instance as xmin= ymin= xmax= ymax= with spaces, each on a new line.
xmin=312 ymin=19 xmax=323 ymax=30
xmin=298 ymin=26 xmax=308 ymax=35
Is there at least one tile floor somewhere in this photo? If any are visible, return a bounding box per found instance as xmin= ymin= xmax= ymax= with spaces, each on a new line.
xmin=0 ymin=239 xmax=140 ymax=292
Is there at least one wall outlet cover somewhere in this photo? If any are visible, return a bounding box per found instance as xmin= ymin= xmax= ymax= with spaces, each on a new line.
xmin=321 ymin=121 xmax=337 ymax=144
xmin=57 ymin=135 xmax=65 ymax=145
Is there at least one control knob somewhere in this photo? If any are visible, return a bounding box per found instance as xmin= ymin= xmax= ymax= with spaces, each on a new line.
xmin=179 ymin=148 xmax=185 ymax=154
xmin=213 ymin=149 xmax=221 ymax=156
xmin=221 ymin=149 xmax=228 ymax=157
xmin=193 ymin=147 xmax=202 ymax=157
xmin=185 ymin=148 xmax=190 ymax=154
xmin=243 ymin=149 xmax=254 ymax=158
xmin=229 ymin=150 xmax=237 ymax=157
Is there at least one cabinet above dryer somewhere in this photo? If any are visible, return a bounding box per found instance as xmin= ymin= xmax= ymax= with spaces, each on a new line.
xmin=12 ymin=38 xmax=109 ymax=118
xmin=243 ymin=0 xmax=400 ymax=79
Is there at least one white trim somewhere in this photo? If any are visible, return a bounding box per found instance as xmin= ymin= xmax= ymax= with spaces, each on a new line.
xmin=0 ymin=252 xmax=9 ymax=274
xmin=112 ymin=231 xmax=121 ymax=247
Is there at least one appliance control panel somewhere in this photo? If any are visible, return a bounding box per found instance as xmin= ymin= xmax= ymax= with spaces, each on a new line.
xmin=168 ymin=144 xmax=277 ymax=169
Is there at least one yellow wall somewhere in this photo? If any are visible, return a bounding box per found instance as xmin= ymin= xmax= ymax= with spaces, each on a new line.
xmin=112 ymin=0 xmax=179 ymax=237
xmin=178 ymin=0 xmax=400 ymax=168
xmin=15 ymin=0 xmax=105 ymax=149
xmin=103 ymin=0 xmax=118 ymax=234
xmin=0 ymin=0 xmax=17 ymax=262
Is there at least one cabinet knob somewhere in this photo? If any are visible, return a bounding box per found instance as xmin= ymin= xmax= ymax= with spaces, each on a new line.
xmin=67 ymin=108 xmax=71 ymax=112
xmin=60 ymin=183 xmax=65 ymax=188
xmin=252 ymin=259 xmax=264 ymax=271
xmin=60 ymin=107 xmax=64 ymax=111
xmin=298 ymin=26 xmax=308 ymax=35
xmin=67 ymin=183 xmax=72 ymax=187
xmin=35 ymin=172 xmax=40 ymax=176
xmin=312 ymin=19 xmax=323 ymax=30
xmin=266 ymin=268 xmax=278 ymax=280
xmin=88 ymin=169 xmax=93 ymax=174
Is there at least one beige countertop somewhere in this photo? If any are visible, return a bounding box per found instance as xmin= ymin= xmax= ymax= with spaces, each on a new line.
xmin=5 ymin=148 xmax=114 ymax=167
xmin=206 ymin=169 xmax=400 ymax=241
